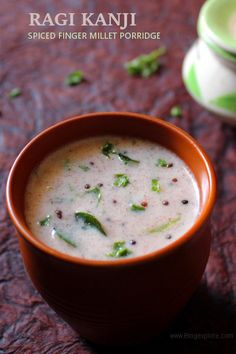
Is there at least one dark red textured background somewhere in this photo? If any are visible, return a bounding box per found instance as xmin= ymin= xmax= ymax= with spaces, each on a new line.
xmin=0 ymin=0 xmax=235 ymax=353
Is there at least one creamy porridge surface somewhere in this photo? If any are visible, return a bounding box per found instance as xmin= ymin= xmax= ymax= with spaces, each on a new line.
xmin=25 ymin=136 xmax=200 ymax=260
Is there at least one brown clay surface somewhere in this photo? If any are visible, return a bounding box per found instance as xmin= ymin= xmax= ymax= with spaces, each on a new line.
xmin=0 ymin=0 xmax=235 ymax=353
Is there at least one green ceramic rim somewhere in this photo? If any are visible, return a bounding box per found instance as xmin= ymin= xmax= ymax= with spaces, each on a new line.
xmin=198 ymin=18 xmax=236 ymax=63
xmin=199 ymin=0 xmax=236 ymax=54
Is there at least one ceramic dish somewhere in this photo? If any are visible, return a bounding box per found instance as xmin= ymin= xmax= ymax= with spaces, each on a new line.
xmin=183 ymin=39 xmax=236 ymax=124
xmin=183 ymin=0 xmax=236 ymax=124
xmin=199 ymin=0 xmax=236 ymax=55
xmin=6 ymin=112 xmax=216 ymax=345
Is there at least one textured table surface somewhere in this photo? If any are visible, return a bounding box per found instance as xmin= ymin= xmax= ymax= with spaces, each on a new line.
xmin=0 ymin=0 xmax=236 ymax=353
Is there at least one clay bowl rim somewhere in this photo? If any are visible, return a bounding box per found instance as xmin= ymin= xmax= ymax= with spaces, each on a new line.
xmin=6 ymin=112 xmax=216 ymax=268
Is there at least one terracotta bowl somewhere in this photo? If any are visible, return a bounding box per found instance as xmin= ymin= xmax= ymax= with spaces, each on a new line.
xmin=6 ymin=112 xmax=216 ymax=345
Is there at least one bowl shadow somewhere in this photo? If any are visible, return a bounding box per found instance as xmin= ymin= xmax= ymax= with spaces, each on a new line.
xmin=89 ymin=282 xmax=236 ymax=354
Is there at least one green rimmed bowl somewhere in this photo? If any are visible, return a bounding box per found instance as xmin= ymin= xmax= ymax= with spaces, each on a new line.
xmin=199 ymin=0 xmax=236 ymax=55
xmin=198 ymin=14 xmax=236 ymax=65
xmin=183 ymin=0 xmax=236 ymax=124
xmin=182 ymin=39 xmax=236 ymax=125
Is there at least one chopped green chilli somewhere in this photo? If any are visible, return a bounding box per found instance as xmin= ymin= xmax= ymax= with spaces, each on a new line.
xmin=124 ymin=47 xmax=166 ymax=78
xmin=130 ymin=204 xmax=145 ymax=211
xmin=52 ymin=228 xmax=77 ymax=247
xmin=65 ymin=70 xmax=84 ymax=86
xmin=114 ymin=174 xmax=130 ymax=187
xmin=107 ymin=241 xmax=132 ymax=258
xmin=149 ymin=216 xmax=181 ymax=234
xmin=75 ymin=212 xmax=107 ymax=236
xmin=151 ymin=179 xmax=161 ymax=193
xmin=39 ymin=215 xmax=51 ymax=226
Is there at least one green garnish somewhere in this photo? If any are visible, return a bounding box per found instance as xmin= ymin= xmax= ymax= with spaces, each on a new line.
xmin=65 ymin=70 xmax=84 ymax=86
xmin=101 ymin=142 xmax=140 ymax=165
xmin=8 ymin=88 xmax=22 ymax=98
xmin=86 ymin=187 xmax=102 ymax=205
xmin=64 ymin=159 xmax=72 ymax=171
xmin=101 ymin=142 xmax=116 ymax=158
xmin=114 ymin=174 xmax=130 ymax=187
xmin=151 ymin=179 xmax=161 ymax=193
xmin=156 ymin=159 xmax=168 ymax=167
xmin=39 ymin=215 xmax=51 ymax=226
xmin=52 ymin=229 xmax=77 ymax=247
xmin=79 ymin=165 xmax=90 ymax=171
xmin=130 ymin=204 xmax=145 ymax=211
xmin=170 ymin=106 xmax=182 ymax=117
xmin=117 ymin=153 xmax=140 ymax=165
xmin=149 ymin=216 xmax=181 ymax=234
xmin=124 ymin=47 xmax=166 ymax=78
xmin=75 ymin=212 xmax=107 ymax=236
xmin=107 ymin=241 xmax=132 ymax=258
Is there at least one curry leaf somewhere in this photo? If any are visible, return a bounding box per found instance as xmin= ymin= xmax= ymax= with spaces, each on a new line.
xmin=117 ymin=153 xmax=140 ymax=165
xmin=52 ymin=228 xmax=77 ymax=247
xmin=75 ymin=212 xmax=107 ymax=236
